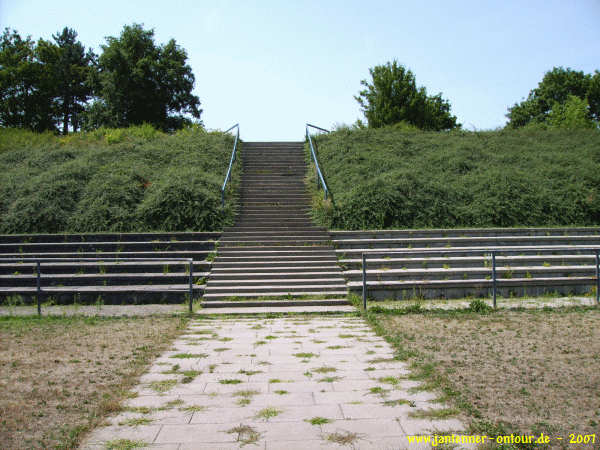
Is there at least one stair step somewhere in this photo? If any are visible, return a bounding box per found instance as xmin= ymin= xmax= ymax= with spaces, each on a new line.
xmin=202 ymin=290 xmax=347 ymax=299
xmin=201 ymin=299 xmax=350 ymax=308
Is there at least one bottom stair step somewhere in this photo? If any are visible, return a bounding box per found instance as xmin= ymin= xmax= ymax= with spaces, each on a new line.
xmin=201 ymin=299 xmax=350 ymax=308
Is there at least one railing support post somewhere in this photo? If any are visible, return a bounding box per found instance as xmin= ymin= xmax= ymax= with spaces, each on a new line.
xmin=189 ymin=259 xmax=194 ymax=313
xmin=362 ymin=253 xmax=367 ymax=310
xmin=596 ymin=249 xmax=600 ymax=305
xmin=492 ymin=251 xmax=497 ymax=309
xmin=36 ymin=261 xmax=41 ymax=316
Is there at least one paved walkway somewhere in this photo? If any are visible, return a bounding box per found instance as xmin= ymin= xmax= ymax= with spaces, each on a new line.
xmin=81 ymin=315 xmax=467 ymax=449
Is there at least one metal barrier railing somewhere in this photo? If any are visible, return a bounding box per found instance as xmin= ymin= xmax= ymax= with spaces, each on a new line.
xmin=360 ymin=247 xmax=600 ymax=309
xmin=306 ymin=123 xmax=330 ymax=200
xmin=221 ymin=123 xmax=240 ymax=206
xmin=0 ymin=257 xmax=196 ymax=315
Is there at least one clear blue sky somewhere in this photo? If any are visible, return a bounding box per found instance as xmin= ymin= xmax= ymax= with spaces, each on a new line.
xmin=2 ymin=0 xmax=599 ymax=140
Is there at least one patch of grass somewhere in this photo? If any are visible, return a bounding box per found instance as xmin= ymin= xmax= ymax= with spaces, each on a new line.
xmin=318 ymin=376 xmax=342 ymax=383
xmin=118 ymin=417 xmax=154 ymax=426
xmin=213 ymin=347 xmax=231 ymax=352
xmin=219 ymin=379 xmax=242 ymax=385
xmin=293 ymin=352 xmax=317 ymax=359
xmin=268 ymin=378 xmax=282 ymax=384
xmin=178 ymin=405 xmax=207 ymax=413
xmin=104 ymin=439 xmax=148 ymax=450
xmin=170 ymin=353 xmax=208 ymax=359
xmin=273 ymin=390 xmax=288 ymax=395
xmin=383 ymin=399 xmax=415 ymax=407
xmin=161 ymin=399 xmax=184 ymax=409
xmin=238 ymin=369 xmax=263 ymax=376
xmin=149 ymin=379 xmax=178 ymax=393
xmin=378 ymin=376 xmax=402 ymax=386
xmin=326 ymin=345 xmax=347 ymax=350
xmin=368 ymin=386 xmax=390 ymax=397
xmin=409 ymin=408 xmax=460 ymax=419
xmin=312 ymin=366 xmax=337 ymax=373
xmin=323 ymin=430 xmax=362 ymax=446
xmin=226 ymin=424 xmax=261 ymax=446
xmin=305 ymin=416 xmax=332 ymax=425
xmin=255 ymin=407 xmax=282 ymax=421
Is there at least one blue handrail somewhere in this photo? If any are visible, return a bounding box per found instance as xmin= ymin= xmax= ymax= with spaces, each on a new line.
xmin=306 ymin=123 xmax=330 ymax=200
xmin=221 ymin=123 xmax=240 ymax=206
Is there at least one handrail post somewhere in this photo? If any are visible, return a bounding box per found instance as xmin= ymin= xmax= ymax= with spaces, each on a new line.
xmin=596 ymin=249 xmax=600 ymax=305
xmin=492 ymin=251 xmax=497 ymax=309
xmin=189 ymin=259 xmax=194 ymax=313
xmin=362 ymin=253 xmax=367 ymax=310
xmin=36 ymin=260 xmax=41 ymax=316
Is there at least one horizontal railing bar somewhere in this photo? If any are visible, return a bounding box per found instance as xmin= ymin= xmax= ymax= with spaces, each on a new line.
xmin=224 ymin=123 xmax=239 ymax=133
xmin=306 ymin=123 xmax=330 ymax=133
xmin=358 ymin=246 xmax=600 ymax=256
xmin=0 ymin=257 xmax=193 ymax=263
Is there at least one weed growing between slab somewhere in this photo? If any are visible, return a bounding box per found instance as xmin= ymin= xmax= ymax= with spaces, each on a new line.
xmin=323 ymin=430 xmax=363 ymax=446
xmin=104 ymin=439 xmax=148 ymax=450
xmin=255 ymin=407 xmax=282 ymax=421
xmin=306 ymin=417 xmax=332 ymax=425
xmin=226 ymin=424 xmax=261 ymax=446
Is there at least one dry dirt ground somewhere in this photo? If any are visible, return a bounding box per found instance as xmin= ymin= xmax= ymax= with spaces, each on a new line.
xmin=376 ymin=307 xmax=600 ymax=447
xmin=0 ymin=315 xmax=187 ymax=449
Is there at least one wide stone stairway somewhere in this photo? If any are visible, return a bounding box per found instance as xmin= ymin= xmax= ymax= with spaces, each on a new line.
xmin=202 ymin=142 xmax=349 ymax=307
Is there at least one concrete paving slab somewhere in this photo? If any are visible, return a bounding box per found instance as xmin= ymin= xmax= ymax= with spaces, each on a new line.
xmin=81 ymin=315 xmax=468 ymax=449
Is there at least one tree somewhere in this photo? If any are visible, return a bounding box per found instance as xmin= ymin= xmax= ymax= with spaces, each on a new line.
xmin=506 ymin=67 xmax=600 ymax=128
xmin=36 ymin=28 xmax=96 ymax=134
xmin=355 ymin=60 xmax=458 ymax=131
xmin=547 ymin=95 xmax=595 ymax=129
xmin=90 ymin=24 xmax=201 ymax=131
xmin=0 ymin=28 xmax=55 ymax=131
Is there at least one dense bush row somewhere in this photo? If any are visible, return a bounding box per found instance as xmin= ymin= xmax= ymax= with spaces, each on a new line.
xmin=309 ymin=125 xmax=600 ymax=229
xmin=0 ymin=125 xmax=238 ymax=233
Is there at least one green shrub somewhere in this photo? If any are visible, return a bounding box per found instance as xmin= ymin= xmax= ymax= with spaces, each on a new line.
xmin=309 ymin=126 xmax=600 ymax=229
xmin=136 ymin=168 xmax=228 ymax=231
xmin=0 ymin=125 xmax=236 ymax=233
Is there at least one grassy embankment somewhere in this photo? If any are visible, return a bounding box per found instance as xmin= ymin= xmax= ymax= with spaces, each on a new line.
xmin=0 ymin=125 xmax=239 ymax=234
xmin=308 ymin=125 xmax=600 ymax=230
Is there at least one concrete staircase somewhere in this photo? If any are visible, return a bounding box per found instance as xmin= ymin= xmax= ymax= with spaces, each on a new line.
xmin=332 ymin=228 xmax=600 ymax=300
xmin=203 ymin=141 xmax=349 ymax=307
xmin=0 ymin=232 xmax=218 ymax=303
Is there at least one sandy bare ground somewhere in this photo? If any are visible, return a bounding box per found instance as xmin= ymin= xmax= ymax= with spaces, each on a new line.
xmin=0 ymin=315 xmax=187 ymax=449
xmin=377 ymin=307 xmax=600 ymax=447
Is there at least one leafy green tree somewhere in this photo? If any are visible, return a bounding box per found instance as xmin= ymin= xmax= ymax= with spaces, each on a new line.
xmin=90 ymin=24 xmax=201 ymax=131
xmin=547 ymin=95 xmax=595 ymax=129
xmin=36 ymin=27 xmax=96 ymax=134
xmin=355 ymin=60 xmax=458 ymax=130
xmin=0 ymin=28 xmax=55 ymax=131
xmin=507 ymin=67 xmax=600 ymax=128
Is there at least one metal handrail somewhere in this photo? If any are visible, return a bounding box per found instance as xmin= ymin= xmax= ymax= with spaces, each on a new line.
xmin=360 ymin=246 xmax=600 ymax=310
xmin=2 ymin=256 xmax=196 ymax=315
xmin=306 ymin=123 xmax=330 ymax=200
xmin=221 ymin=123 xmax=240 ymax=206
